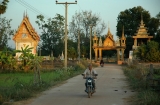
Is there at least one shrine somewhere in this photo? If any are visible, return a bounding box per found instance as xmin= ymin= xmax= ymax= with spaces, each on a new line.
xmin=13 ymin=13 xmax=40 ymax=58
xmin=92 ymin=26 xmax=126 ymax=65
xmin=132 ymin=14 xmax=153 ymax=50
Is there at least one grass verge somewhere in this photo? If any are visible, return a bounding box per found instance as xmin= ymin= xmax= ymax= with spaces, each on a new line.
xmin=0 ymin=61 xmax=90 ymax=105
xmin=123 ymin=65 xmax=160 ymax=105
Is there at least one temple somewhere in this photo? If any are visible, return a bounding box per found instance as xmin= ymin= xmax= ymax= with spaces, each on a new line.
xmin=92 ymin=26 xmax=126 ymax=64
xmin=132 ymin=14 xmax=153 ymax=50
xmin=13 ymin=13 xmax=40 ymax=58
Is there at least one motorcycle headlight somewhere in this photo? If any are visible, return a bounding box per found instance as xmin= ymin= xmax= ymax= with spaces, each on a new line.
xmin=88 ymin=80 xmax=92 ymax=82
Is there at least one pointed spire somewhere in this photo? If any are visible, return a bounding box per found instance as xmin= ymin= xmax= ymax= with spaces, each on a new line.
xmin=141 ymin=13 xmax=144 ymax=25
xmin=108 ymin=21 xmax=110 ymax=33
xmin=94 ymin=29 xmax=96 ymax=36
xmin=26 ymin=10 xmax=27 ymax=17
xmin=99 ymin=36 xmax=102 ymax=46
xmin=23 ymin=11 xmax=25 ymax=18
xmin=122 ymin=25 xmax=125 ymax=38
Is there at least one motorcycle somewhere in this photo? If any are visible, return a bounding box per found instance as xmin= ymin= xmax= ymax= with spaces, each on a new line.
xmin=100 ymin=63 xmax=104 ymax=67
xmin=82 ymin=74 xmax=98 ymax=98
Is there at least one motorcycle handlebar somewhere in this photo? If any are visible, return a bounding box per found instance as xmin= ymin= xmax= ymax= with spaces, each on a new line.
xmin=82 ymin=74 xmax=98 ymax=76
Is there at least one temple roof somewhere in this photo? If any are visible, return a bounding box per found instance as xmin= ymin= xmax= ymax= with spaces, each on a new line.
xmin=121 ymin=26 xmax=126 ymax=40
xmin=13 ymin=13 xmax=40 ymax=41
xmin=93 ymin=31 xmax=98 ymax=40
xmin=105 ymin=27 xmax=115 ymax=42
xmin=133 ymin=14 xmax=153 ymax=39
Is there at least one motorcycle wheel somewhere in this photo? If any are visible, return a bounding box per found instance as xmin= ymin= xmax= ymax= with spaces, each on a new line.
xmin=88 ymin=87 xmax=91 ymax=98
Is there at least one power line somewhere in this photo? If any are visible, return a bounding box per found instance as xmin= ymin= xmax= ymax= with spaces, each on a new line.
xmin=15 ymin=0 xmax=51 ymax=19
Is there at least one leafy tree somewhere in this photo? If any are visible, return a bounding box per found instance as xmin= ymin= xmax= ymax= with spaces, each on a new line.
xmin=69 ymin=10 xmax=106 ymax=38
xmin=16 ymin=45 xmax=34 ymax=70
xmin=36 ymin=14 xmax=65 ymax=56
xmin=0 ymin=17 xmax=14 ymax=50
xmin=0 ymin=0 xmax=9 ymax=14
xmin=29 ymin=55 xmax=43 ymax=85
xmin=69 ymin=10 xmax=106 ymax=58
xmin=0 ymin=47 xmax=14 ymax=70
xmin=136 ymin=44 xmax=146 ymax=61
xmin=117 ymin=6 xmax=151 ymax=37
xmin=136 ymin=41 xmax=160 ymax=62
xmin=67 ymin=47 xmax=77 ymax=60
xmin=155 ymin=12 xmax=160 ymax=44
xmin=116 ymin=6 xmax=159 ymax=57
xmin=145 ymin=41 xmax=160 ymax=62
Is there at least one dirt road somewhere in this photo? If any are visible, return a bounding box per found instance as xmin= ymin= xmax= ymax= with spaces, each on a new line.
xmin=13 ymin=64 xmax=135 ymax=105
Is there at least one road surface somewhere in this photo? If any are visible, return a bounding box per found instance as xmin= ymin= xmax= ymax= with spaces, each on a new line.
xmin=13 ymin=64 xmax=135 ymax=105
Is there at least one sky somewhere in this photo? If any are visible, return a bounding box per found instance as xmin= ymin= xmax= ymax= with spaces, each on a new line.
xmin=2 ymin=0 xmax=160 ymax=48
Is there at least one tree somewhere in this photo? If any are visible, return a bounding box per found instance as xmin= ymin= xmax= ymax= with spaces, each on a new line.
xmin=0 ymin=0 xmax=9 ymax=14
xmin=155 ymin=12 xmax=160 ymax=44
xmin=69 ymin=10 xmax=106 ymax=39
xmin=145 ymin=41 xmax=160 ymax=62
xmin=69 ymin=10 xmax=106 ymax=58
xmin=30 ymin=55 xmax=43 ymax=85
xmin=0 ymin=47 xmax=14 ymax=70
xmin=136 ymin=44 xmax=146 ymax=61
xmin=16 ymin=45 xmax=34 ymax=71
xmin=67 ymin=47 xmax=77 ymax=60
xmin=136 ymin=41 xmax=160 ymax=62
xmin=0 ymin=17 xmax=14 ymax=50
xmin=36 ymin=14 xmax=65 ymax=56
xmin=116 ymin=6 xmax=159 ymax=57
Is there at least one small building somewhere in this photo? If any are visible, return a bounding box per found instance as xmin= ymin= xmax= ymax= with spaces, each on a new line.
xmin=92 ymin=26 xmax=126 ymax=65
xmin=13 ymin=13 xmax=40 ymax=58
xmin=132 ymin=14 xmax=153 ymax=50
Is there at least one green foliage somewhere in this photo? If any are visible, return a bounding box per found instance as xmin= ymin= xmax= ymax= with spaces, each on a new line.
xmin=0 ymin=16 xmax=14 ymax=50
xmin=136 ymin=41 xmax=160 ymax=62
xmin=16 ymin=45 xmax=34 ymax=68
xmin=30 ymin=55 xmax=43 ymax=85
xmin=69 ymin=10 xmax=106 ymax=58
xmin=117 ymin=6 xmax=151 ymax=37
xmin=116 ymin=6 xmax=160 ymax=57
xmin=138 ymin=90 xmax=160 ymax=105
xmin=35 ymin=14 xmax=65 ymax=56
xmin=67 ymin=47 xmax=77 ymax=59
xmin=0 ymin=47 xmax=16 ymax=71
xmin=154 ymin=12 xmax=160 ymax=45
xmin=123 ymin=65 xmax=160 ymax=105
xmin=0 ymin=0 xmax=9 ymax=14
xmin=0 ymin=62 xmax=85 ymax=104
xmin=69 ymin=10 xmax=106 ymax=38
xmin=136 ymin=44 xmax=146 ymax=60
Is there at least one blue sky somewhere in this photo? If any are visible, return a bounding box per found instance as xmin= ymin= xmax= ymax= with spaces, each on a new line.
xmin=2 ymin=0 xmax=160 ymax=48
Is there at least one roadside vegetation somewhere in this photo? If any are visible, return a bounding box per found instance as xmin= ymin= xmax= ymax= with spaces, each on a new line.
xmin=0 ymin=59 xmax=96 ymax=105
xmin=0 ymin=46 xmax=98 ymax=104
xmin=123 ymin=63 xmax=160 ymax=105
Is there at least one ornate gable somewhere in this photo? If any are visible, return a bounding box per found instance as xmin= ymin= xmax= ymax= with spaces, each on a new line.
xmin=103 ymin=28 xmax=115 ymax=46
xmin=12 ymin=13 xmax=40 ymax=57
xmin=13 ymin=14 xmax=40 ymax=41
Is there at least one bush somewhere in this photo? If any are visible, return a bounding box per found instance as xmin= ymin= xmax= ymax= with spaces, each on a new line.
xmin=0 ymin=62 xmax=85 ymax=104
xmin=123 ymin=65 xmax=160 ymax=105
xmin=137 ymin=90 xmax=160 ymax=105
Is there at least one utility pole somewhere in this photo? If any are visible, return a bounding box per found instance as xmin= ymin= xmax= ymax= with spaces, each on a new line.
xmin=78 ymin=30 xmax=80 ymax=62
xmin=56 ymin=0 xmax=77 ymax=69
xmin=89 ymin=24 xmax=94 ymax=63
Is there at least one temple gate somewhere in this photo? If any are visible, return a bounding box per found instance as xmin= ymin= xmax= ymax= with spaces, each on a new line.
xmin=93 ymin=27 xmax=126 ymax=65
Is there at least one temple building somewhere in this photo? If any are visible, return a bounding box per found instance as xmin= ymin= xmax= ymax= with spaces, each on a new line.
xmin=92 ymin=26 xmax=126 ymax=64
xmin=13 ymin=13 xmax=40 ymax=58
xmin=132 ymin=15 xmax=153 ymax=50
